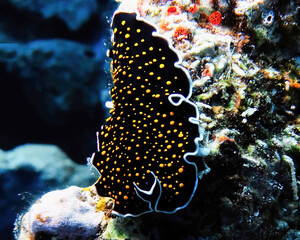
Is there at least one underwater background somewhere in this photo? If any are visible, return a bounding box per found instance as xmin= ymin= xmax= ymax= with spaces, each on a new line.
xmin=0 ymin=0 xmax=116 ymax=239
xmin=0 ymin=0 xmax=299 ymax=239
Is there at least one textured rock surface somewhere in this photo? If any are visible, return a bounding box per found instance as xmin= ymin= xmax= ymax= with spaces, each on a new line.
xmin=15 ymin=186 xmax=146 ymax=240
xmin=16 ymin=186 xmax=107 ymax=240
xmin=0 ymin=144 xmax=96 ymax=239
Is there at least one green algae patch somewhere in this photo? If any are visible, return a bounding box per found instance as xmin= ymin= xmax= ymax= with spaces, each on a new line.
xmin=102 ymin=218 xmax=145 ymax=240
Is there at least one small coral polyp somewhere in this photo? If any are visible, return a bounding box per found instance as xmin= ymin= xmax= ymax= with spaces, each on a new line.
xmin=91 ymin=11 xmax=209 ymax=217
xmin=209 ymin=11 xmax=222 ymax=25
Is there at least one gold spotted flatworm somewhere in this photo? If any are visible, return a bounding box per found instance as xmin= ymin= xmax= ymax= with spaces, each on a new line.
xmin=91 ymin=11 xmax=210 ymax=217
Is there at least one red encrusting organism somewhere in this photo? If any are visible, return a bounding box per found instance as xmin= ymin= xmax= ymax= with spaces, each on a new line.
xmin=174 ymin=26 xmax=189 ymax=40
xmin=188 ymin=4 xmax=198 ymax=13
xmin=209 ymin=11 xmax=222 ymax=25
xmin=167 ymin=6 xmax=180 ymax=15
xmin=203 ymin=68 xmax=212 ymax=77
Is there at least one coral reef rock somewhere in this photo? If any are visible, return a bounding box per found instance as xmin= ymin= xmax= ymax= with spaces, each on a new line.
xmin=15 ymin=186 xmax=108 ymax=240
xmin=15 ymin=186 xmax=145 ymax=240
xmin=0 ymin=144 xmax=96 ymax=239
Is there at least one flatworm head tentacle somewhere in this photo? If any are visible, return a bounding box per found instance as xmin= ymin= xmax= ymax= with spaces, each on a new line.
xmin=91 ymin=11 xmax=208 ymax=216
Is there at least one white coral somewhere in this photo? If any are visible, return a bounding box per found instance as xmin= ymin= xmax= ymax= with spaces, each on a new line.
xmin=16 ymin=186 xmax=110 ymax=240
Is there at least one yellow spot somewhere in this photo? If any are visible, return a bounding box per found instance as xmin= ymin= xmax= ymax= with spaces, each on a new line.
xmin=155 ymin=94 xmax=160 ymax=98
xmin=159 ymin=64 xmax=165 ymax=68
xmin=121 ymin=20 xmax=126 ymax=25
xmin=116 ymin=168 xmax=120 ymax=172
xmin=172 ymin=154 xmax=176 ymax=158
xmin=168 ymin=184 xmax=173 ymax=188
xmin=127 ymin=27 xmax=130 ymax=31
xmin=146 ymin=89 xmax=151 ymax=93
xmin=101 ymin=151 xmax=106 ymax=155
xmin=149 ymin=47 xmax=154 ymax=51
xmin=114 ymin=28 xmax=117 ymax=33
xmin=163 ymin=183 xmax=167 ymax=187
xmin=178 ymin=168 xmax=184 ymax=173
xmin=179 ymin=183 xmax=184 ymax=188
xmin=134 ymin=43 xmax=139 ymax=47
xmin=159 ymin=163 xmax=164 ymax=168
xmin=142 ymin=51 xmax=146 ymax=55
xmin=158 ymin=133 xmax=163 ymax=138
xmin=118 ymin=191 xmax=122 ymax=195
xmin=162 ymin=114 xmax=167 ymax=118
xmin=170 ymin=121 xmax=175 ymax=125
xmin=125 ymin=185 xmax=130 ymax=189
xmin=137 ymin=29 xmax=141 ymax=33
xmin=124 ymin=195 xmax=128 ymax=200
xmin=135 ymin=173 xmax=139 ymax=177
xmin=167 ymin=145 xmax=172 ymax=149
xmin=141 ymin=39 xmax=145 ymax=42
xmin=129 ymin=60 xmax=133 ymax=64
xmin=149 ymin=72 xmax=154 ymax=76
xmin=136 ymin=156 xmax=140 ymax=160
xmin=178 ymin=132 xmax=184 ymax=138
xmin=157 ymin=77 xmax=161 ymax=80
xmin=178 ymin=143 xmax=183 ymax=148
xmin=122 ymin=71 xmax=126 ymax=75
xmin=127 ymin=90 xmax=132 ymax=94
xmin=162 ymin=57 xmax=166 ymax=60
xmin=166 ymin=81 xmax=171 ymax=85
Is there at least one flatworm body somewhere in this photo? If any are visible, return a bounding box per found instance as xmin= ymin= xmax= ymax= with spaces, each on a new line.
xmin=91 ymin=11 xmax=208 ymax=217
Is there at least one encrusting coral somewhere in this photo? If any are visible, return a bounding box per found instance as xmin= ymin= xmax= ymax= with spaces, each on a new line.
xmin=15 ymin=0 xmax=300 ymax=239
xmin=16 ymin=186 xmax=113 ymax=240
